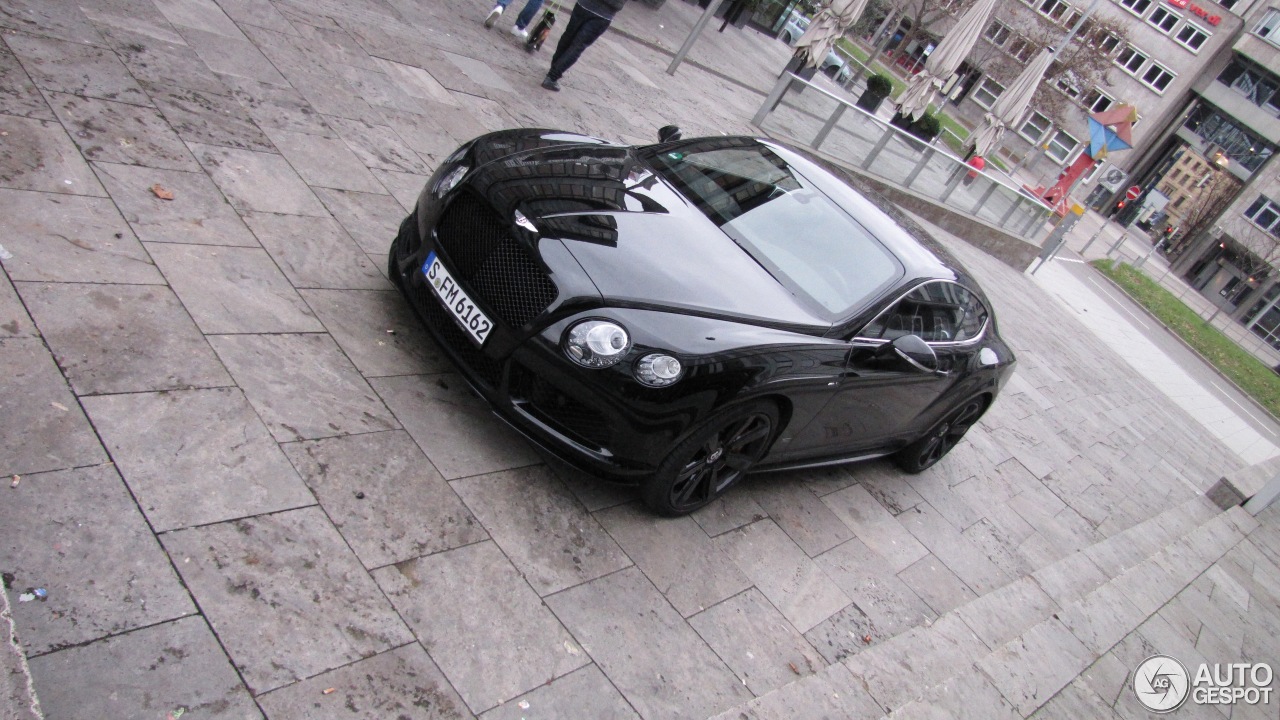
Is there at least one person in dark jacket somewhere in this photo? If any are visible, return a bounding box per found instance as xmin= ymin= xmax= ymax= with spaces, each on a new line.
xmin=541 ymin=0 xmax=625 ymax=91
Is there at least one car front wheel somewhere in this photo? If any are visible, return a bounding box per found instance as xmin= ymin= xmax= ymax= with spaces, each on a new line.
xmin=641 ymin=401 xmax=778 ymax=516
xmin=894 ymin=396 xmax=988 ymax=473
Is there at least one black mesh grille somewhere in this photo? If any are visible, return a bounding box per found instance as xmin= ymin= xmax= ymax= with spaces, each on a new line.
xmin=436 ymin=192 xmax=557 ymax=328
xmin=406 ymin=278 xmax=503 ymax=389
xmin=510 ymin=364 xmax=610 ymax=450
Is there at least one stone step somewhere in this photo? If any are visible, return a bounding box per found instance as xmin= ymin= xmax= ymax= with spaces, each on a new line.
xmin=705 ymin=497 xmax=1248 ymax=720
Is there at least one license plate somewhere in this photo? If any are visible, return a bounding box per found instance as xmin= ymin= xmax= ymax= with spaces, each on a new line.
xmin=423 ymin=251 xmax=492 ymax=345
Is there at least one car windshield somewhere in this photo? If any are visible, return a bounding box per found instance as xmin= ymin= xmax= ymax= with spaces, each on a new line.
xmin=644 ymin=141 xmax=902 ymax=317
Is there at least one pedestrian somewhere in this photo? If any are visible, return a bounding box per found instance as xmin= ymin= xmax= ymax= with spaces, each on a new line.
xmin=963 ymin=154 xmax=985 ymax=186
xmin=541 ymin=0 xmax=625 ymax=91
xmin=483 ymin=0 xmax=545 ymax=39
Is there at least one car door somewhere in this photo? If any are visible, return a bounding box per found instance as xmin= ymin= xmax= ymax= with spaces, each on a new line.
xmin=782 ymin=281 xmax=989 ymax=458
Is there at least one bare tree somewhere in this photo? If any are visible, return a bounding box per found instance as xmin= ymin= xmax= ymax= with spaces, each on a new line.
xmin=891 ymin=0 xmax=977 ymax=66
xmin=1205 ymin=222 xmax=1280 ymax=323
xmin=1167 ymin=170 xmax=1242 ymax=259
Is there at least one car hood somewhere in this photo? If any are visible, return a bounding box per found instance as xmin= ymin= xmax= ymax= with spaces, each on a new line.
xmin=464 ymin=134 xmax=834 ymax=332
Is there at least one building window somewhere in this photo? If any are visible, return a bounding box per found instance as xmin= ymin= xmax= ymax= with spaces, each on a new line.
xmin=1219 ymin=0 xmax=1238 ymax=9
xmin=1008 ymin=37 xmax=1037 ymax=62
xmin=1019 ymin=110 xmax=1052 ymax=143
xmin=1055 ymin=69 xmax=1081 ymax=99
xmin=1045 ymin=130 xmax=1080 ymax=162
xmin=1116 ymin=45 xmax=1148 ymax=75
xmin=1255 ymin=8 xmax=1280 ymax=45
xmin=1216 ymin=55 xmax=1280 ymax=117
xmin=1246 ymin=196 xmax=1280 ymax=238
xmin=1119 ymin=0 xmax=1152 ymax=16
xmin=1082 ymin=87 xmax=1114 ymax=112
xmin=972 ymin=77 xmax=1004 ymax=109
xmin=1079 ymin=20 xmax=1122 ymax=54
xmin=984 ymin=19 xmax=1012 ymax=45
xmin=1038 ymin=0 xmax=1074 ymax=24
xmin=1175 ymin=23 xmax=1209 ymax=51
xmin=1183 ymin=102 xmax=1276 ymax=174
xmin=1148 ymin=6 xmax=1180 ymax=33
xmin=1142 ymin=62 xmax=1175 ymax=93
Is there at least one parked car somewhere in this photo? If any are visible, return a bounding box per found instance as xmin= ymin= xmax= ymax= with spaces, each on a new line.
xmin=388 ymin=129 xmax=1016 ymax=515
xmin=779 ymin=12 xmax=852 ymax=83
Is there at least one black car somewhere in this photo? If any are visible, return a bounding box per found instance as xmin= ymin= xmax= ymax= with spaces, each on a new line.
xmin=388 ymin=129 xmax=1016 ymax=515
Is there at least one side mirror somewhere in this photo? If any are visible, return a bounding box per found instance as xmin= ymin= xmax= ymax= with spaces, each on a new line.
xmin=880 ymin=335 xmax=938 ymax=373
xmin=658 ymin=125 xmax=682 ymax=143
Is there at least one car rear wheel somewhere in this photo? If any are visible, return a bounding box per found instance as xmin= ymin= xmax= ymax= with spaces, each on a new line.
xmin=894 ymin=396 xmax=988 ymax=473
xmin=641 ymin=401 xmax=778 ymax=516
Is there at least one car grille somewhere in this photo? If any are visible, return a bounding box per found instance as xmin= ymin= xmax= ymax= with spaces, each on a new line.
xmin=436 ymin=191 xmax=558 ymax=329
xmin=406 ymin=277 xmax=504 ymax=389
xmin=509 ymin=363 xmax=610 ymax=451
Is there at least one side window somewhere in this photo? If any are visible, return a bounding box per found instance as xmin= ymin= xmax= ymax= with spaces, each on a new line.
xmin=859 ymin=282 xmax=988 ymax=343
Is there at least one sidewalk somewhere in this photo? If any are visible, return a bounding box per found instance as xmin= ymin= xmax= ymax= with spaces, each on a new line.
xmin=1 ymin=0 xmax=1278 ymax=718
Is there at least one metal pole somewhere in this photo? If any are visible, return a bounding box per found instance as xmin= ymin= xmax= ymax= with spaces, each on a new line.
xmin=752 ymin=71 xmax=794 ymax=127
xmin=862 ymin=125 xmax=895 ymax=170
xmin=1050 ymin=0 xmax=1103 ymax=63
xmin=969 ymin=181 xmax=999 ymax=215
xmin=903 ymin=147 xmax=936 ymax=189
xmin=813 ymin=104 xmax=848 ymax=150
xmin=1079 ymin=224 xmax=1106 ymax=255
xmin=668 ymin=0 xmax=726 ymax=75
xmin=1106 ymin=233 xmax=1127 ymax=257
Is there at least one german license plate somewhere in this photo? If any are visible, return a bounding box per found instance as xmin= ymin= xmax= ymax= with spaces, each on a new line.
xmin=423 ymin=251 xmax=492 ymax=345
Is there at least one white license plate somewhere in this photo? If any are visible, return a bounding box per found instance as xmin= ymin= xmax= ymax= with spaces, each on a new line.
xmin=423 ymin=251 xmax=492 ymax=345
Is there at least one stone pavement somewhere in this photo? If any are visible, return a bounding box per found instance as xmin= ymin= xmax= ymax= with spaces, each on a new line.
xmin=1 ymin=0 xmax=1279 ymax=719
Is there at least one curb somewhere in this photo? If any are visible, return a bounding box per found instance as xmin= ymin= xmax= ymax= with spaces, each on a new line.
xmin=1088 ymin=261 xmax=1280 ymax=428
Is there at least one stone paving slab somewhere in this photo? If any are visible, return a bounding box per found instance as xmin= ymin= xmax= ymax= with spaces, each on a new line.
xmin=92 ymin=161 xmax=262 ymax=247
xmin=0 ymin=337 xmax=105 ymax=478
xmin=0 ymin=190 xmax=159 ymax=284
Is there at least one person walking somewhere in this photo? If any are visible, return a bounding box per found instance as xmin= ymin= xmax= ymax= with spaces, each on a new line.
xmin=483 ymin=0 xmax=544 ymax=39
xmin=541 ymin=0 xmax=625 ymax=91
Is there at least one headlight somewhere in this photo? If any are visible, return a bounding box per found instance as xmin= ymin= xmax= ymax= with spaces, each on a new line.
xmin=634 ymin=353 xmax=683 ymax=387
xmin=433 ymin=166 xmax=468 ymax=197
xmin=564 ymin=320 xmax=631 ymax=368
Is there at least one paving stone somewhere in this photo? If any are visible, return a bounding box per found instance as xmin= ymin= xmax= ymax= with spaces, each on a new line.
xmin=1028 ymin=677 xmax=1122 ymax=720
xmin=5 ymin=33 xmax=148 ymax=105
xmin=0 ymin=464 xmax=195 ymax=654
xmin=854 ymin=462 xmax=926 ymax=516
xmin=451 ymin=465 xmax=630 ymax=596
xmin=336 ymin=63 xmax=429 ymax=116
xmin=822 ymin=484 xmax=928 ymax=573
xmin=370 ymin=373 xmax=540 ymax=480
xmin=189 ymin=142 xmax=328 ymax=216
xmin=480 ymin=664 xmax=638 ymax=720
xmin=299 ymin=288 xmax=448 ymax=377
xmin=225 ymin=75 xmax=334 ymax=136
xmin=897 ymin=553 xmax=977 ymax=616
xmin=145 ymin=81 xmax=276 ymax=151
xmin=0 ymin=114 xmax=101 ymax=196
xmin=1058 ymin=581 xmax=1147 ymax=657
xmin=94 ymin=21 xmax=231 ymax=96
xmin=147 ymin=243 xmax=321 ymax=333
xmin=283 ymin=431 xmax=486 ymax=569
xmin=18 ymin=282 xmax=231 ymax=395
xmin=716 ymin=519 xmax=850 ymax=633
xmin=816 ymin=537 xmax=937 ymax=640
xmin=374 ymin=541 xmax=588 ymax=714
xmin=181 ymin=25 xmax=289 ymax=85
xmin=163 ymin=507 xmax=413 ymax=694
xmin=28 ymin=616 xmax=258 ymax=720
xmin=541 ymin=453 xmax=634 ymax=511
xmin=324 ymin=115 xmax=432 ymax=176
xmin=47 ymin=92 xmax=200 ymax=171
xmin=153 ymin=0 xmax=246 ymax=37
xmin=795 ymin=465 xmax=859 ymax=497
xmin=803 ymin=601 xmax=878 ymax=664
xmin=314 ymin=187 xmax=409 ymax=254
xmin=595 ymin=503 xmax=749 ymax=617
xmin=749 ymin=478 xmax=853 ymax=557
xmin=845 ymin=614 xmax=989 ymax=713
xmin=0 ymin=337 xmax=105 ymax=477
xmin=1031 ymin=550 xmax=1109 ymax=605
xmin=284 ymin=68 xmax=381 ymax=123
xmin=894 ymin=664 xmax=1021 ymax=720
xmin=708 ymin=663 xmax=883 ymax=720
xmin=955 ymin=577 xmax=1060 ymax=648
xmin=214 ymin=0 xmax=298 ymax=35
xmin=689 ymin=587 xmax=827 ymax=695
xmin=977 ymin=618 xmax=1095 ymax=717
xmin=255 ymin=643 xmax=471 ymax=719
xmin=902 ymin=501 xmax=1014 ymax=595
xmin=547 ymin=566 xmax=753 ymax=720
xmin=1076 ymin=651 xmax=1132 ymax=708
xmin=267 ymin=127 xmax=385 ymax=193
xmin=371 ymin=168 xmax=431 ymax=211
xmin=84 ymin=387 xmax=314 ymax=530
xmin=0 ymin=42 xmax=52 ymax=119
xmin=210 ymin=332 xmax=400 ymax=442
xmin=693 ymin=488 xmax=769 ymax=536
xmin=242 ymin=212 xmax=387 ymax=289
xmin=94 ymin=162 xmax=257 ymax=248
xmin=0 ymin=272 xmax=34 ymax=338
xmin=0 ymin=190 xmax=159 ymax=284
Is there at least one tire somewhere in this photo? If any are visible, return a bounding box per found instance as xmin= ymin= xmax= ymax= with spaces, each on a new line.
xmin=641 ymin=401 xmax=779 ymax=516
xmin=894 ymin=396 xmax=989 ymax=473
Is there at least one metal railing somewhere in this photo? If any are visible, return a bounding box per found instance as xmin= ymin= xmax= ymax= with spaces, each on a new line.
xmin=751 ymin=72 xmax=1054 ymax=242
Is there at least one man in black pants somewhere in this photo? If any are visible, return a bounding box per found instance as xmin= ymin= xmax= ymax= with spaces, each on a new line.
xmin=541 ymin=0 xmax=625 ymax=91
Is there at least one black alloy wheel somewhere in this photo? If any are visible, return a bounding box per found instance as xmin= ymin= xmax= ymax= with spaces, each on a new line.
xmin=894 ymin=396 xmax=988 ymax=473
xmin=642 ymin=402 xmax=778 ymax=516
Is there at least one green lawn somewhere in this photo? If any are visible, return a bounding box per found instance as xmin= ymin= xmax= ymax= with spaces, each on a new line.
xmin=1092 ymin=259 xmax=1280 ymax=419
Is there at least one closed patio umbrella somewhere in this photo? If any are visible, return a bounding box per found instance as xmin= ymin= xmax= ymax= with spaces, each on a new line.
xmin=969 ymin=47 xmax=1054 ymax=157
xmin=895 ymin=0 xmax=998 ymax=120
xmin=794 ymin=0 xmax=870 ymax=70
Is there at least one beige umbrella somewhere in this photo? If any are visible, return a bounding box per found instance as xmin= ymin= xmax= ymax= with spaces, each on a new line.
xmin=794 ymin=0 xmax=870 ymax=70
xmin=896 ymin=0 xmax=998 ymax=120
xmin=969 ymin=48 xmax=1055 ymax=157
